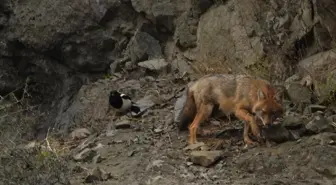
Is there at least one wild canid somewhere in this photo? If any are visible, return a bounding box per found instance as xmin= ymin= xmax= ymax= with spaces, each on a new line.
xmin=177 ymin=74 xmax=283 ymax=145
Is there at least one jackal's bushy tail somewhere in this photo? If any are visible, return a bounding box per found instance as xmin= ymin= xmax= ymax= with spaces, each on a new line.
xmin=177 ymin=87 xmax=196 ymax=131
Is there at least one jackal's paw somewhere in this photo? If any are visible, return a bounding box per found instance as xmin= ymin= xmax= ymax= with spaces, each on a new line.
xmin=243 ymin=138 xmax=260 ymax=150
xmin=251 ymin=124 xmax=261 ymax=138
xmin=244 ymin=136 xmax=257 ymax=146
xmin=243 ymin=143 xmax=258 ymax=149
xmin=188 ymin=139 xmax=199 ymax=145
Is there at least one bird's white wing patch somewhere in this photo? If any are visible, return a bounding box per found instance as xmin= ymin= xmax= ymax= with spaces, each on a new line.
xmin=120 ymin=94 xmax=132 ymax=100
xmin=119 ymin=99 xmax=132 ymax=112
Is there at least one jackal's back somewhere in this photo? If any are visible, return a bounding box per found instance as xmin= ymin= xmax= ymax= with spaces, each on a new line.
xmin=189 ymin=74 xmax=256 ymax=103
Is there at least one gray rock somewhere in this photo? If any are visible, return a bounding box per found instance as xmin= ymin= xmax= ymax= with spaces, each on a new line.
xmin=76 ymin=135 xmax=97 ymax=151
xmin=138 ymin=58 xmax=169 ymax=71
xmin=153 ymin=128 xmax=163 ymax=133
xmin=4 ymin=0 xmax=121 ymax=51
xmin=175 ymin=12 xmax=198 ymax=49
xmin=285 ymin=82 xmax=312 ymax=104
xmin=0 ymin=13 xmax=7 ymax=29
xmin=61 ymin=29 xmax=120 ymax=72
xmin=297 ymin=48 xmax=336 ymax=103
xmin=73 ymin=148 xmax=98 ymax=162
xmin=311 ymin=133 xmax=336 ymax=146
xmin=262 ymin=124 xmax=297 ymax=143
xmin=106 ymin=130 xmax=116 ymax=137
xmin=171 ymin=56 xmax=194 ymax=75
xmin=315 ymin=0 xmax=336 ymax=44
xmin=85 ymin=167 xmax=113 ymax=183
xmin=70 ymin=128 xmax=91 ymax=140
xmin=306 ymin=115 xmax=336 ymax=134
xmin=183 ymin=142 xmax=206 ymax=151
xmin=314 ymin=22 xmax=332 ymax=50
xmin=130 ymin=0 xmax=150 ymax=14
xmin=152 ymin=2 xmax=176 ymax=32
xmin=92 ymin=154 xmax=104 ymax=164
xmin=72 ymin=165 xmax=87 ymax=173
xmin=23 ymin=141 xmax=39 ymax=150
xmin=189 ymin=150 xmax=224 ymax=167
xmin=282 ymin=115 xmax=305 ymax=128
xmin=131 ymin=95 xmax=156 ymax=116
xmin=146 ymin=159 xmax=165 ymax=171
xmin=196 ymin=1 xmax=265 ymax=68
xmin=128 ymin=32 xmax=163 ymax=63
xmin=327 ymin=115 xmax=336 ymax=123
xmin=303 ymin=104 xmax=328 ymax=115
xmin=115 ymin=120 xmax=132 ymax=129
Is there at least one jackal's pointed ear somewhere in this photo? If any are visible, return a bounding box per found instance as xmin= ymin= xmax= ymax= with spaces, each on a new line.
xmin=272 ymin=85 xmax=285 ymax=103
xmin=274 ymin=90 xmax=283 ymax=104
xmin=257 ymin=89 xmax=265 ymax=100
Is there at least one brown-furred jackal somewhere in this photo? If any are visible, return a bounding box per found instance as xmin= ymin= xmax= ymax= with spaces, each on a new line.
xmin=177 ymin=74 xmax=283 ymax=145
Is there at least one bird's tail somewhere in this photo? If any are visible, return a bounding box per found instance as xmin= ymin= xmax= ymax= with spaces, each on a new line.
xmin=130 ymin=105 xmax=141 ymax=114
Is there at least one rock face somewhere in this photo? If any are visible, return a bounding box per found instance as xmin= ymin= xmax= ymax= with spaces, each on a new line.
xmin=1 ymin=0 xmax=336 ymax=155
xmin=0 ymin=58 xmax=23 ymax=94
xmin=197 ymin=0 xmax=266 ymax=68
xmin=297 ymin=48 xmax=336 ymax=103
xmin=3 ymin=1 xmax=336 ymax=185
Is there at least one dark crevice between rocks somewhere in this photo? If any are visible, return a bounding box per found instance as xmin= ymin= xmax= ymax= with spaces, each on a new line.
xmin=43 ymin=41 xmax=63 ymax=62
xmin=309 ymin=0 xmax=315 ymax=21
xmin=198 ymin=0 xmax=215 ymax=15
xmin=140 ymin=21 xmax=171 ymax=44
xmin=1 ymin=39 xmax=100 ymax=141
xmin=98 ymin=8 xmax=117 ymax=26
xmin=293 ymin=28 xmax=315 ymax=60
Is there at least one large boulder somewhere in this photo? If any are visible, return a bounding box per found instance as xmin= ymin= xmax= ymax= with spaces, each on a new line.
xmin=7 ymin=0 xmax=118 ymax=51
xmin=128 ymin=32 xmax=163 ymax=63
xmin=315 ymin=0 xmax=336 ymax=45
xmin=196 ymin=0 xmax=266 ymax=70
xmin=3 ymin=0 xmax=134 ymax=72
xmin=297 ymin=48 xmax=336 ymax=103
xmin=54 ymin=78 xmax=144 ymax=131
xmin=130 ymin=0 xmax=190 ymax=33
xmin=61 ymin=29 xmax=124 ymax=72
xmin=5 ymin=0 xmax=121 ymax=51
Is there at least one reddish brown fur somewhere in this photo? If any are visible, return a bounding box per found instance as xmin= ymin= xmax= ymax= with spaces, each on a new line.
xmin=178 ymin=74 xmax=283 ymax=145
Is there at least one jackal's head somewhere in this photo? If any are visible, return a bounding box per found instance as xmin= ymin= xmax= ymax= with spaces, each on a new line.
xmin=252 ymin=88 xmax=283 ymax=127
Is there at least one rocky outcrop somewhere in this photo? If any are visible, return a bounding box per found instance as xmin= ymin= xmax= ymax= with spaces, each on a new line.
xmin=2 ymin=1 xmax=336 ymax=185
xmin=285 ymin=48 xmax=336 ymax=105
xmin=196 ymin=0 xmax=266 ymax=68
xmin=0 ymin=0 xmax=336 ymax=136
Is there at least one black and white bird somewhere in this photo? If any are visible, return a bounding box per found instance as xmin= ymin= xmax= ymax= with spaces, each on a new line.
xmin=108 ymin=90 xmax=141 ymax=115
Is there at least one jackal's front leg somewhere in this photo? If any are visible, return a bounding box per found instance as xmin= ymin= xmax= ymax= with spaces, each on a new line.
xmin=243 ymin=121 xmax=256 ymax=145
xmin=234 ymin=107 xmax=262 ymax=142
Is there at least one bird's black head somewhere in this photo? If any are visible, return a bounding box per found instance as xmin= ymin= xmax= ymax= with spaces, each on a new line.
xmin=110 ymin=90 xmax=120 ymax=97
xmin=109 ymin=90 xmax=122 ymax=108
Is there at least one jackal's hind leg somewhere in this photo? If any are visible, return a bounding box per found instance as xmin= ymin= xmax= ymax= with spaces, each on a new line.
xmin=188 ymin=104 xmax=213 ymax=145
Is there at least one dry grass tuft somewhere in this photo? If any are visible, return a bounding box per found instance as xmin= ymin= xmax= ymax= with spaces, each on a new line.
xmin=191 ymin=59 xmax=233 ymax=76
xmin=0 ymin=81 xmax=71 ymax=185
xmin=312 ymin=60 xmax=336 ymax=104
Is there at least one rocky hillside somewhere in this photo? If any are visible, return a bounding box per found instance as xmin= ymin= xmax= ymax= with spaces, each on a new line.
xmin=0 ymin=0 xmax=336 ymax=184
